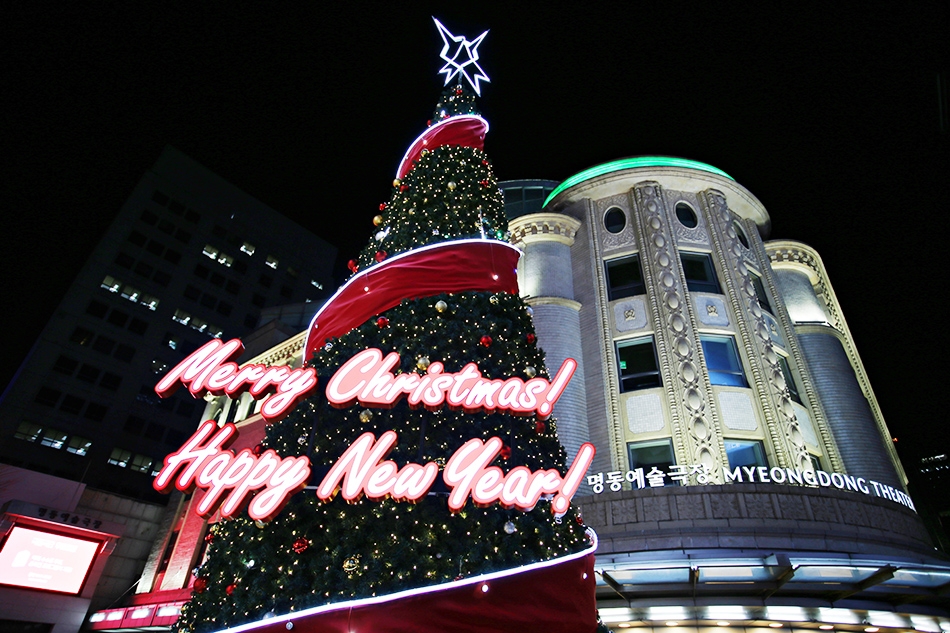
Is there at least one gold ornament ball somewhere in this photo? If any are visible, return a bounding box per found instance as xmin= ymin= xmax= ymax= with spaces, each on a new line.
xmin=416 ymin=356 xmax=430 ymax=370
xmin=393 ymin=178 xmax=401 ymax=187
xmin=447 ymin=181 xmax=456 ymax=191
xmin=254 ymin=520 xmax=266 ymax=529
xmin=489 ymin=295 xmax=499 ymax=304
xmin=359 ymin=410 xmax=373 ymax=424
xmin=525 ymin=366 xmax=537 ymax=378
xmin=435 ymin=300 xmax=448 ymax=313
xmin=373 ymin=215 xmax=383 ymax=226
xmin=343 ymin=556 xmax=360 ymax=573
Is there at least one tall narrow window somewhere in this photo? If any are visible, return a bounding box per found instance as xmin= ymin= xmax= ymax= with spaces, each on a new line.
xmin=606 ymin=256 xmax=645 ymax=300
xmin=751 ymin=273 xmax=772 ymax=314
xmin=777 ymin=355 xmax=802 ymax=403
xmin=700 ymin=335 xmax=748 ymax=387
xmin=617 ymin=337 xmax=661 ymax=392
xmin=680 ymin=253 xmax=720 ymax=294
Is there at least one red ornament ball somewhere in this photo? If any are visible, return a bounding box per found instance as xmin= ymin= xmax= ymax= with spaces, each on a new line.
xmin=575 ymin=514 xmax=585 ymax=525
xmin=479 ymin=335 xmax=492 ymax=347
xmin=500 ymin=445 xmax=512 ymax=460
xmin=379 ymin=203 xmax=386 ymax=211
xmin=479 ymin=179 xmax=489 ymax=187
xmin=193 ymin=577 xmax=208 ymax=593
xmin=526 ymin=333 xmax=536 ymax=344
xmin=226 ymin=583 xmax=236 ymax=596
xmin=455 ymin=87 xmax=463 ymax=95
xmin=292 ymin=537 xmax=310 ymax=554
xmin=375 ymin=251 xmax=387 ymax=263
xmin=427 ymin=119 xmax=432 ymax=126
xmin=203 ymin=532 xmax=215 ymax=543
xmin=399 ymin=184 xmax=408 ymax=192
xmin=252 ymin=444 xmax=263 ymax=456
xmin=376 ymin=317 xmax=389 ymax=328
xmin=347 ymin=259 xmax=358 ymax=273
xmin=482 ymin=159 xmax=489 ymax=166
xmin=535 ymin=421 xmax=546 ymax=434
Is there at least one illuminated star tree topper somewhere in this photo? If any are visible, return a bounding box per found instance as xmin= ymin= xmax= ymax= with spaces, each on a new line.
xmin=433 ymin=17 xmax=490 ymax=96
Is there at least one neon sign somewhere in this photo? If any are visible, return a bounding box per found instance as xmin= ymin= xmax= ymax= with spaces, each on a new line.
xmin=153 ymin=421 xmax=311 ymax=521
xmin=153 ymin=342 xmax=593 ymax=519
xmin=154 ymin=339 xmax=318 ymax=422
xmin=326 ymin=348 xmax=576 ymax=417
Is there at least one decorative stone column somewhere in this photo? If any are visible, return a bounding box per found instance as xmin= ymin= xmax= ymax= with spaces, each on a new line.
xmin=509 ymin=213 xmax=589 ymax=462
xmin=631 ymin=182 xmax=725 ymax=481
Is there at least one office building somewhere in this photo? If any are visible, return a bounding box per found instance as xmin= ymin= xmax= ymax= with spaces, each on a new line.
xmin=0 ymin=145 xmax=335 ymax=503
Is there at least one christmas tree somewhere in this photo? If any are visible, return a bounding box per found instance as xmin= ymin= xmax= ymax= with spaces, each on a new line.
xmin=173 ymin=21 xmax=595 ymax=633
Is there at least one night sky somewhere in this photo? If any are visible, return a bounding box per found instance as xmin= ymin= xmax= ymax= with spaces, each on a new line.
xmin=4 ymin=4 xmax=947 ymax=465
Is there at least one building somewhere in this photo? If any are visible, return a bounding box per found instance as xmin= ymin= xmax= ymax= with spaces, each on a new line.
xmin=87 ymin=158 xmax=949 ymax=631
xmin=506 ymin=158 xmax=950 ymax=630
xmin=0 ymin=146 xmax=336 ymax=503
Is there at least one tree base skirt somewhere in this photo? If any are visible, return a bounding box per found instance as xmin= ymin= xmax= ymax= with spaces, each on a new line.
xmin=217 ymin=542 xmax=597 ymax=633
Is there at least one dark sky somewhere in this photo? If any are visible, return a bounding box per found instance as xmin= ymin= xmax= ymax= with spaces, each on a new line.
xmin=4 ymin=3 xmax=947 ymax=463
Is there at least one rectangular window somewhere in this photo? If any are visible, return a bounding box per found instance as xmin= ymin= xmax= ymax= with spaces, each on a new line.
xmin=700 ymin=335 xmax=748 ymax=387
xmin=14 ymin=422 xmax=44 ymax=442
xmin=40 ymin=428 xmax=68 ymax=449
xmin=99 ymin=372 xmax=122 ymax=390
xmin=106 ymin=309 xmax=129 ymax=327
xmin=680 ymin=253 xmax=720 ymax=294
xmin=265 ymin=255 xmax=279 ymax=269
xmin=59 ymin=395 xmax=85 ymax=415
xmin=52 ymin=355 xmax=78 ymax=375
xmin=240 ymin=242 xmax=255 ymax=256
xmin=605 ymin=256 xmax=645 ymax=301
xmin=751 ymin=273 xmax=773 ymax=314
xmin=84 ymin=402 xmax=108 ymax=422
xmin=70 ymin=327 xmax=94 ymax=346
xmin=114 ymin=344 xmax=135 ymax=362
xmin=724 ymin=439 xmax=767 ymax=470
xmin=777 ymin=355 xmax=802 ymax=403
xmin=101 ymin=275 xmax=121 ymax=293
xmin=86 ymin=299 xmax=108 ymax=319
xmin=35 ymin=387 xmax=62 ymax=407
xmin=172 ymin=309 xmax=191 ymax=325
xmin=628 ymin=439 xmax=675 ymax=472
xmin=129 ymin=453 xmax=154 ymax=474
xmin=617 ymin=337 xmax=661 ymax=392
xmin=66 ymin=436 xmax=92 ymax=456
xmin=76 ymin=364 xmax=100 ymax=383
xmin=107 ymin=448 xmax=132 ymax=468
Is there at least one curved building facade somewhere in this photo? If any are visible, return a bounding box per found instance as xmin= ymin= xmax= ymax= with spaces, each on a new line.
xmin=505 ymin=159 xmax=949 ymax=630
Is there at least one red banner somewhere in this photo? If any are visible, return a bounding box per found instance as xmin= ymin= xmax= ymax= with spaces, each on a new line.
xmin=304 ymin=239 xmax=520 ymax=361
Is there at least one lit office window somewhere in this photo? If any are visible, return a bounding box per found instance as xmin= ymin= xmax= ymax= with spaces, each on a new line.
xmin=13 ymin=422 xmax=44 ymax=442
xmin=66 ymin=436 xmax=92 ymax=456
xmin=240 ymin=242 xmax=256 ymax=256
xmin=107 ymin=448 xmax=132 ymax=468
xmin=265 ymin=255 xmax=279 ymax=269
xmin=700 ymin=335 xmax=748 ymax=387
xmin=40 ymin=428 xmax=68 ymax=450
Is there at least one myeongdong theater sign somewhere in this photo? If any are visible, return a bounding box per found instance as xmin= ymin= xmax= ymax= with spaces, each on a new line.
xmin=152 ymin=338 xmax=595 ymax=521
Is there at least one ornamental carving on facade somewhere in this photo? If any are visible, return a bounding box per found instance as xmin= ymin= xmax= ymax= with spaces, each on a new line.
xmin=634 ymin=182 xmax=721 ymax=481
